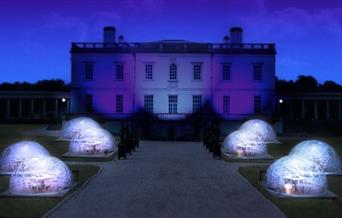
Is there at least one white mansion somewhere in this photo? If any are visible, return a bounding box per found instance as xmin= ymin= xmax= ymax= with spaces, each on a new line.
xmin=70 ymin=26 xmax=276 ymax=120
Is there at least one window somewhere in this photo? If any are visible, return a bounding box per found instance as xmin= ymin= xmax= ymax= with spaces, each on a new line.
xmin=254 ymin=96 xmax=261 ymax=113
xmin=193 ymin=64 xmax=201 ymax=80
xmin=169 ymin=64 xmax=177 ymax=81
xmin=85 ymin=94 xmax=93 ymax=112
xmin=222 ymin=63 xmax=231 ymax=81
xmin=223 ymin=96 xmax=230 ymax=114
xmin=253 ymin=63 xmax=263 ymax=81
xmin=168 ymin=95 xmax=177 ymax=114
xmin=145 ymin=64 xmax=153 ymax=80
xmin=192 ymin=95 xmax=202 ymax=112
xmin=85 ymin=63 xmax=93 ymax=80
xmin=116 ymin=95 xmax=123 ymax=113
xmin=144 ymin=95 xmax=153 ymax=113
xmin=115 ymin=63 xmax=124 ymax=80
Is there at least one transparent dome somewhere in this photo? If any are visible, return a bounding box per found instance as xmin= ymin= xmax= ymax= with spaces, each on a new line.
xmin=289 ymin=140 xmax=342 ymax=175
xmin=61 ymin=117 xmax=101 ymax=139
xmin=265 ymin=155 xmax=327 ymax=196
xmin=240 ymin=119 xmax=278 ymax=143
xmin=9 ymin=156 xmax=72 ymax=195
xmin=69 ymin=128 xmax=117 ymax=155
xmin=0 ymin=141 xmax=50 ymax=174
xmin=223 ymin=130 xmax=267 ymax=157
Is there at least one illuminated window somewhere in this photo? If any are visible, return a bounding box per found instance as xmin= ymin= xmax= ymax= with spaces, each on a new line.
xmin=116 ymin=95 xmax=123 ymax=113
xmin=193 ymin=64 xmax=201 ymax=80
xmin=222 ymin=63 xmax=231 ymax=81
xmin=144 ymin=95 xmax=153 ymax=113
xmin=169 ymin=64 xmax=177 ymax=81
xmin=254 ymin=96 xmax=261 ymax=113
xmin=145 ymin=64 xmax=153 ymax=80
xmin=85 ymin=94 xmax=93 ymax=112
xmin=253 ymin=63 xmax=263 ymax=81
xmin=192 ymin=95 xmax=202 ymax=112
xmin=115 ymin=63 xmax=124 ymax=80
xmin=85 ymin=63 xmax=93 ymax=80
xmin=223 ymin=96 xmax=230 ymax=113
xmin=168 ymin=95 xmax=177 ymax=114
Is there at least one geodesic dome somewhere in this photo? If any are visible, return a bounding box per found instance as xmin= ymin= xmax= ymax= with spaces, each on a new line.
xmin=61 ymin=117 xmax=101 ymax=139
xmin=265 ymin=155 xmax=327 ymax=196
xmin=240 ymin=119 xmax=278 ymax=143
xmin=9 ymin=156 xmax=72 ymax=196
xmin=289 ymin=140 xmax=342 ymax=175
xmin=223 ymin=130 xmax=267 ymax=157
xmin=0 ymin=141 xmax=50 ymax=174
xmin=69 ymin=128 xmax=117 ymax=155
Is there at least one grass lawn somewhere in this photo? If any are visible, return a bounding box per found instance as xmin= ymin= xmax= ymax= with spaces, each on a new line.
xmin=239 ymin=166 xmax=342 ymax=218
xmin=0 ymin=124 xmax=101 ymax=218
xmin=238 ymin=137 xmax=342 ymax=218
xmin=0 ymin=164 xmax=100 ymax=218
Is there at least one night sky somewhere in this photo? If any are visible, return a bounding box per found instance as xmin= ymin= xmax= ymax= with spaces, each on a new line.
xmin=1 ymin=0 xmax=342 ymax=83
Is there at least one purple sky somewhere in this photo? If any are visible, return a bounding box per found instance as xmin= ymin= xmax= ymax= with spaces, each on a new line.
xmin=0 ymin=0 xmax=342 ymax=83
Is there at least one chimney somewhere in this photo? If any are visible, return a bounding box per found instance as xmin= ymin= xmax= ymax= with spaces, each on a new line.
xmin=103 ymin=26 xmax=116 ymax=43
xmin=230 ymin=27 xmax=243 ymax=44
xmin=118 ymin=35 xmax=125 ymax=43
xmin=223 ymin=35 xmax=230 ymax=44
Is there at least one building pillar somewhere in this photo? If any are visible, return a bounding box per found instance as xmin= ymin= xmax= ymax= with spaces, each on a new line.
xmin=289 ymin=100 xmax=293 ymax=120
xmin=326 ymin=100 xmax=330 ymax=120
xmin=338 ymin=100 xmax=342 ymax=121
xmin=18 ymin=99 xmax=22 ymax=118
xmin=42 ymin=99 xmax=46 ymax=119
xmin=54 ymin=98 xmax=59 ymax=119
xmin=6 ymin=98 xmax=10 ymax=118
xmin=314 ymin=100 xmax=318 ymax=120
xmin=301 ymin=100 xmax=305 ymax=120
xmin=30 ymin=98 xmax=34 ymax=117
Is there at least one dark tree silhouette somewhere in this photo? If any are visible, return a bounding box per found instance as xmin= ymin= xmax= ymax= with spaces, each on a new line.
xmin=0 ymin=79 xmax=70 ymax=91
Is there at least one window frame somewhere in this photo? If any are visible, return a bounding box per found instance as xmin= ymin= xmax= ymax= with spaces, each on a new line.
xmin=116 ymin=95 xmax=123 ymax=113
xmin=169 ymin=63 xmax=177 ymax=81
xmin=192 ymin=95 xmax=202 ymax=113
xmin=168 ymin=95 xmax=178 ymax=114
xmin=254 ymin=95 xmax=261 ymax=114
xmin=223 ymin=96 xmax=230 ymax=114
xmin=144 ymin=95 xmax=154 ymax=113
xmin=115 ymin=63 xmax=124 ymax=81
xmin=85 ymin=94 xmax=93 ymax=112
xmin=144 ymin=63 xmax=153 ymax=80
xmin=253 ymin=63 xmax=263 ymax=81
xmin=84 ymin=62 xmax=94 ymax=81
xmin=222 ymin=63 xmax=231 ymax=81
xmin=192 ymin=63 xmax=202 ymax=81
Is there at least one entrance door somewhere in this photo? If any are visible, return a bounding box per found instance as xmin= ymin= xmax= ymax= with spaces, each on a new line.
xmin=168 ymin=127 xmax=176 ymax=141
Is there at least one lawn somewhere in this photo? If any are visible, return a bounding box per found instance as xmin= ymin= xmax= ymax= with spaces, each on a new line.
xmin=0 ymin=164 xmax=100 ymax=218
xmin=0 ymin=124 xmax=101 ymax=218
xmin=238 ymin=137 xmax=342 ymax=218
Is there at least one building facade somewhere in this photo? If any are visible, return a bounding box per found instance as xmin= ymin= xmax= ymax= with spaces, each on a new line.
xmin=70 ymin=27 xmax=276 ymax=121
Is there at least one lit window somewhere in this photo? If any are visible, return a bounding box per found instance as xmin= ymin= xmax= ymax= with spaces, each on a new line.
xmin=85 ymin=94 xmax=93 ymax=112
xmin=253 ymin=63 xmax=263 ymax=81
xmin=254 ymin=96 xmax=261 ymax=113
xmin=145 ymin=64 xmax=153 ymax=80
xmin=169 ymin=64 xmax=177 ymax=81
xmin=223 ymin=96 xmax=230 ymax=113
xmin=116 ymin=95 xmax=123 ymax=113
xmin=85 ymin=63 xmax=93 ymax=80
xmin=192 ymin=95 xmax=202 ymax=112
xmin=193 ymin=64 xmax=201 ymax=80
xmin=222 ymin=63 xmax=231 ymax=81
xmin=115 ymin=64 xmax=124 ymax=80
xmin=144 ymin=95 xmax=153 ymax=113
xmin=168 ymin=95 xmax=177 ymax=114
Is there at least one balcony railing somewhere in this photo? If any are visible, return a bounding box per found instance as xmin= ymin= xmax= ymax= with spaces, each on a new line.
xmin=71 ymin=42 xmax=275 ymax=54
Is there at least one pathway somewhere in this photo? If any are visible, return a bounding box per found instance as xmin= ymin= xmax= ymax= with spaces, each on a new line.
xmin=47 ymin=141 xmax=286 ymax=218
